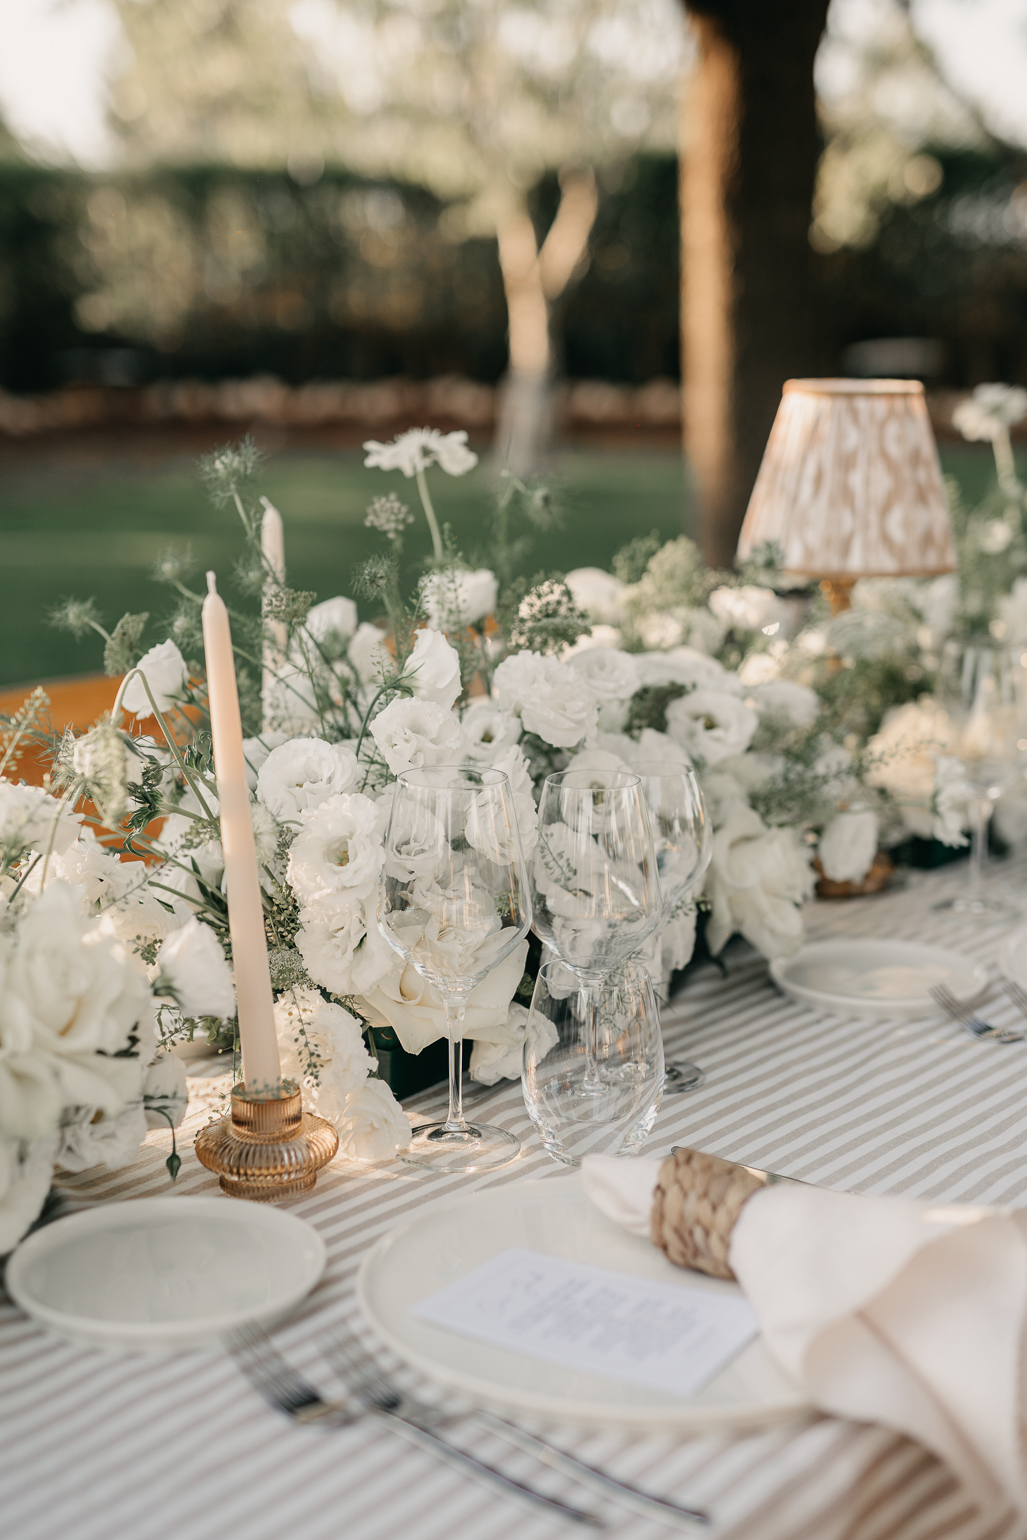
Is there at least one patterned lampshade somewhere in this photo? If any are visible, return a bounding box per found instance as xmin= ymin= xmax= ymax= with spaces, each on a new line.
xmin=736 ymin=379 xmax=957 ymax=581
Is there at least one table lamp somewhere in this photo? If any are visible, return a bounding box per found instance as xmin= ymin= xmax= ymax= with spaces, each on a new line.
xmin=736 ymin=379 xmax=957 ymax=613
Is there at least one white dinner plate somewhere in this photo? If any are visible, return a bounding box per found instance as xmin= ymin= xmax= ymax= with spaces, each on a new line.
xmin=357 ymin=1175 xmax=810 ymax=1433
xmin=1000 ymin=927 xmax=1027 ymax=993
xmin=5 ymin=1196 xmax=326 ymax=1355
xmin=770 ymin=938 xmax=989 ymax=1019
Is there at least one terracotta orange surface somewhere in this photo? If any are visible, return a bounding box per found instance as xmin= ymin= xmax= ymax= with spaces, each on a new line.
xmin=0 ymin=674 xmax=127 ymax=786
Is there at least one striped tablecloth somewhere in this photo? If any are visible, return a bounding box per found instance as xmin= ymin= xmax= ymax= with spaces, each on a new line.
xmin=5 ymin=857 xmax=1027 ymax=1540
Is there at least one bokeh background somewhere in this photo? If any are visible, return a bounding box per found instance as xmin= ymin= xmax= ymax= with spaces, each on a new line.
xmin=2 ymin=0 xmax=1026 ymax=687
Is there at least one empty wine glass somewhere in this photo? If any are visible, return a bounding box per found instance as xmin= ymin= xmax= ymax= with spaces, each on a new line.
xmin=379 ymin=765 xmax=531 ymax=1172
xmin=634 ymin=761 xmax=712 ymax=1093
xmin=531 ymin=768 xmax=661 ymax=1109
xmin=933 ymin=643 xmax=1027 ymax=920
xmin=523 ymin=959 xmax=664 ymax=1165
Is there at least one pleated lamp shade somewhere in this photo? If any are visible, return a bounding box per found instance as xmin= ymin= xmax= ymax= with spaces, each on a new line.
xmin=736 ymin=379 xmax=957 ymax=584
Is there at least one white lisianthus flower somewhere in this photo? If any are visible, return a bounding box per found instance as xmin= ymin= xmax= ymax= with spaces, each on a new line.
xmin=335 ymin=1079 xmax=412 ymax=1162
xmin=274 ymin=986 xmax=376 ymax=1128
xmin=493 ymin=651 xmax=598 ymax=749
xmin=241 ymin=733 xmax=289 ymax=790
xmin=382 ymin=800 xmax=446 ymax=883
xmin=952 ymin=383 xmax=1027 ymax=442
xmin=421 ymin=569 xmax=497 ymax=628
xmin=0 ymin=1132 xmax=59 ymax=1253
xmin=705 ymin=805 xmax=815 ymax=960
xmin=0 ymin=780 xmax=81 ymax=859
xmin=469 ymin=1003 xmax=533 ymax=1084
xmin=866 ymin=699 xmax=956 ymax=838
xmin=348 ymin=623 xmax=391 ymax=686
xmin=405 ymin=627 xmax=463 ymax=709
xmin=564 ymin=568 xmax=628 ymax=625
xmin=634 ymin=647 xmax=741 ymax=694
xmin=362 ymin=940 xmax=528 ymax=1054
xmin=363 ymin=427 xmax=478 ymax=478
xmin=737 ymin=651 xmax=781 ymax=686
xmin=933 ymin=756 xmax=970 ymax=847
xmin=636 ymin=611 xmax=686 ymax=651
xmin=143 ymin=1052 xmax=189 ymax=1130
xmin=748 ymin=679 xmax=820 ymax=731
xmin=665 ymin=690 xmax=759 ymax=765
xmin=567 ymin=647 xmax=639 ymax=705
xmin=0 ymin=938 xmax=62 ymax=1139
xmin=818 ymin=810 xmax=879 ymax=884
xmin=121 ymin=640 xmax=188 ymax=717
xmin=286 ymin=793 xmax=383 ymax=905
xmin=489 ymin=745 xmax=540 ymax=858
xmin=616 ymin=728 xmax=693 ymax=775
xmin=460 ymin=702 xmax=522 ymax=764
xmin=155 ymin=918 xmax=235 ymax=1020
xmin=295 ymin=893 xmax=393 ymax=997
xmin=57 ymin=1099 xmax=148 ymax=1173
xmin=257 ymin=738 xmax=359 ymax=823
xmin=369 ymin=697 xmax=466 ymax=776
xmin=561 ymin=625 xmax=623 ymax=657
xmin=303 ymin=596 xmax=358 ymax=657
xmin=709 ymin=586 xmax=790 ymax=635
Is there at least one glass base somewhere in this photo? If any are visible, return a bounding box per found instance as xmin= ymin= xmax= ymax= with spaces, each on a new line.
xmin=398 ymin=1119 xmax=520 ymax=1174
xmin=933 ymin=894 xmax=1021 ymax=921
xmin=663 ymin=1060 xmax=706 ymax=1093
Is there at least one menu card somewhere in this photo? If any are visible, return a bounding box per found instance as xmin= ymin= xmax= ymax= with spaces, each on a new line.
xmin=411 ymin=1247 xmax=758 ymax=1397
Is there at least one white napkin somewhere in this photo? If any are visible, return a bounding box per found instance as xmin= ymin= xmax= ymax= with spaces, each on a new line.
xmin=581 ymin=1154 xmax=1027 ymax=1518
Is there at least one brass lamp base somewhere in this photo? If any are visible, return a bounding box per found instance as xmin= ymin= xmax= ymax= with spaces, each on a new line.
xmin=194 ymin=1083 xmax=339 ymax=1201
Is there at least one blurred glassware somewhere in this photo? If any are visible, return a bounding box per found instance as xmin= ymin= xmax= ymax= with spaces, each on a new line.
xmin=934 ymin=643 xmax=1027 ymax=920
xmin=634 ymin=761 xmax=712 ymax=1094
xmin=522 ymin=959 xmax=664 ymax=1165
xmin=379 ymin=765 xmax=531 ymax=1173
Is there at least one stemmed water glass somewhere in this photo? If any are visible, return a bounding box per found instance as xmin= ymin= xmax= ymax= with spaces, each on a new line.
xmin=529 ymin=768 xmax=662 ymax=1109
xmin=379 ymin=765 xmax=531 ymax=1173
xmin=634 ymin=761 xmax=712 ymax=1092
xmin=933 ymin=643 xmax=1027 ymax=921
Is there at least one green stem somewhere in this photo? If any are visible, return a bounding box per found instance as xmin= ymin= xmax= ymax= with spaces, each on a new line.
xmin=38 ymin=779 xmax=84 ymax=891
xmin=415 ymin=468 xmax=444 ymax=563
xmin=112 ymin=669 xmax=216 ymax=821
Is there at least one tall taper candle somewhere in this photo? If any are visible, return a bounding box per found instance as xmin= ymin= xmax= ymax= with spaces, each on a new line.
xmin=202 ymin=571 xmax=281 ymax=1090
xmin=260 ymin=497 xmax=287 ymax=733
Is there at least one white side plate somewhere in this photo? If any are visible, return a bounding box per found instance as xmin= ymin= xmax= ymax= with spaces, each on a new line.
xmin=5 ymin=1196 xmax=326 ymax=1355
xmin=770 ymin=938 xmax=988 ymax=1019
xmin=358 ymin=1175 xmax=810 ymax=1433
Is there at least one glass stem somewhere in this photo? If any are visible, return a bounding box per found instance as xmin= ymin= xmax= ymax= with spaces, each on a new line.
xmin=580 ymin=982 xmax=602 ymax=1092
xmin=443 ymin=999 xmax=467 ymax=1133
xmin=968 ymin=795 xmax=991 ymax=905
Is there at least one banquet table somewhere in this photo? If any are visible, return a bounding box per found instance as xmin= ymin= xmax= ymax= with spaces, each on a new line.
xmin=5 ymin=856 xmax=1027 ymax=1540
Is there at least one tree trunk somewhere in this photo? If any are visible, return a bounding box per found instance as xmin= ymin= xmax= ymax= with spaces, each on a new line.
xmin=681 ymin=0 xmax=830 ymax=569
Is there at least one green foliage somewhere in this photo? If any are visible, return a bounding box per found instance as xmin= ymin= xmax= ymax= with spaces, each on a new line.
xmin=198 ymin=437 xmax=263 ymax=510
xmin=613 ymin=531 xmax=662 ymax=585
xmin=103 ymin=611 xmax=149 ymax=677
xmin=624 ymin=683 xmax=688 ymax=737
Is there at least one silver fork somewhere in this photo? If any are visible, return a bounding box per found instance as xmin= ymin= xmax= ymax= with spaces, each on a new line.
xmin=930 ymin=984 xmax=1025 ymax=1044
xmin=322 ymin=1325 xmax=710 ymax=1531
xmin=225 ymin=1323 xmax=602 ymax=1529
xmin=1001 ymin=975 xmax=1027 ymax=1021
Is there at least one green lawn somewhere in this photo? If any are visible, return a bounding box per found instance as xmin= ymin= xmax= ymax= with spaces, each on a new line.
xmin=0 ymin=440 xmax=1010 ymax=689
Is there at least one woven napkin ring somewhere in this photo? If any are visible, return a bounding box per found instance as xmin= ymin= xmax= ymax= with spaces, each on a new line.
xmin=650 ymin=1146 xmax=799 ymax=1281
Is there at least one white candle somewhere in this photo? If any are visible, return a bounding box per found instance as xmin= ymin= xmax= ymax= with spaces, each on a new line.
xmin=260 ymin=497 xmax=287 ymax=732
xmin=202 ymin=571 xmax=281 ymax=1091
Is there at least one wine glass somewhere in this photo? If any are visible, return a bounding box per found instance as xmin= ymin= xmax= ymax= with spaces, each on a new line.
xmin=634 ymin=761 xmax=712 ymax=1093
xmin=379 ymin=765 xmax=531 ymax=1172
xmin=531 ymin=769 xmax=661 ymax=1107
xmin=933 ymin=643 xmax=1027 ymax=920
xmin=522 ymin=959 xmax=664 ymax=1165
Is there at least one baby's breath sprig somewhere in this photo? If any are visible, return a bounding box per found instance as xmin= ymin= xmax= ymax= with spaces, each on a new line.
xmin=198 ymin=436 xmax=263 ymax=511
xmin=364 ymin=493 xmax=414 ymax=540
xmin=103 ymin=611 xmax=150 ymax=677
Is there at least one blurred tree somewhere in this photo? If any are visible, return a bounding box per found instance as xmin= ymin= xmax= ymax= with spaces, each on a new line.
xmin=680 ymin=0 xmax=830 ymax=569
xmin=108 ymin=0 xmax=684 ymax=473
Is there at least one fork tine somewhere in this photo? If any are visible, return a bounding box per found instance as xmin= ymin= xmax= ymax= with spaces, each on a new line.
xmin=1003 ymin=976 xmax=1027 ymax=1017
xmin=323 ymin=1324 xmax=396 ymax=1408
xmin=226 ymin=1322 xmax=324 ymax=1414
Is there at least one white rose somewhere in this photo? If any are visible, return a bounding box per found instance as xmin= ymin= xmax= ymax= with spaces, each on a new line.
xmin=369 ymin=697 xmax=466 ymax=776
xmin=335 ymin=1079 xmax=412 ymax=1162
xmin=748 ymin=679 xmax=820 ymax=731
xmin=818 ymin=810 xmax=879 ymax=884
xmin=634 ymin=647 xmax=741 ymax=694
xmin=709 ymin=586 xmax=790 ymax=635
xmin=0 ymin=1132 xmax=59 ymax=1254
xmin=0 ymin=780 xmax=81 ymax=858
xmin=348 ymin=623 xmax=391 ymax=686
xmin=143 ymin=1052 xmax=189 ymax=1130
xmin=57 ymin=1099 xmax=148 ymax=1173
xmin=286 ymin=793 xmax=383 ymax=904
xmin=361 ymin=939 xmax=528 ymax=1054
xmin=564 ymin=568 xmax=627 ymax=625
xmin=705 ymin=805 xmax=814 ymax=960
xmin=257 ymin=738 xmax=359 ymax=823
xmin=155 ymin=918 xmax=236 ymax=1020
xmin=469 ymin=1003 xmax=533 ymax=1085
xmin=242 ymin=732 xmax=289 ymax=791
xmin=303 ymin=596 xmax=358 ymax=658
xmin=295 ymin=893 xmax=393 ymax=997
xmin=665 ymin=690 xmax=759 ymax=765
xmin=460 ymin=702 xmax=522 ymax=764
xmin=421 ymin=569 xmax=498 ymax=628
xmin=567 ymin=648 xmax=639 ymax=705
xmin=405 ymin=627 xmax=463 ymax=709
xmin=121 ymin=640 xmax=188 ymax=717
xmin=493 ymin=651 xmax=598 ymax=749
